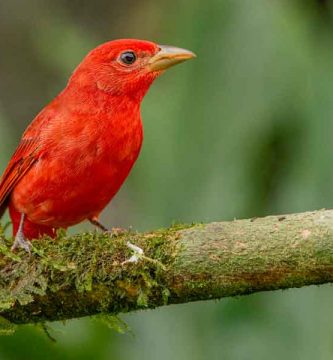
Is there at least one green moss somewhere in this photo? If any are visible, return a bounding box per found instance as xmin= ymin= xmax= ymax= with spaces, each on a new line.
xmin=0 ymin=316 xmax=17 ymax=335
xmin=95 ymin=314 xmax=130 ymax=334
xmin=1 ymin=210 xmax=333 ymax=327
xmin=0 ymin=223 xmax=188 ymax=325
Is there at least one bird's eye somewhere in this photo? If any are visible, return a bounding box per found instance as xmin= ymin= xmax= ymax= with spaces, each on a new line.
xmin=119 ymin=51 xmax=137 ymax=65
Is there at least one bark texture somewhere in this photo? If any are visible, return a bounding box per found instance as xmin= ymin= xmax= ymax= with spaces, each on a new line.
xmin=1 ymin=209 xmax=333 ymax=327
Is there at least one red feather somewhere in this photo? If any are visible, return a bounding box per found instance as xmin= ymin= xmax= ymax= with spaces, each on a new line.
xmin=0 ymin=39 xmax=194 ymax=240
xmin=0 ymin=139 xmax=39 ymax=212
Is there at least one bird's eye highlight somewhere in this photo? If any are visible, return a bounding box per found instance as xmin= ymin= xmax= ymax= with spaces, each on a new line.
xmin=119 ymin=51 xmax=137 ymax=65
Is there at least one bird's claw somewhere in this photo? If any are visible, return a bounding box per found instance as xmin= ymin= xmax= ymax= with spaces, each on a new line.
xmin=110 ymin=227 xmax=128 ymax=237
xmin=105 ymin=226 xmax=132 ymax=238
xmin=11 ymin=213 xmax=31 ymax=254
xmin=11 ymin=232 xmax=32 ymax=254
xmin=121 ymin=241 xmax=144 ymax=265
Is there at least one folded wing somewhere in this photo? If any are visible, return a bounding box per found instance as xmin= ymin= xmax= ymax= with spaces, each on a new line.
xmin=0 ymin=138 xmax=39 ymax=218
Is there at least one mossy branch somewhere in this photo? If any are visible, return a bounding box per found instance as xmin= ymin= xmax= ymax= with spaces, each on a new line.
xmin=1 ymin=209 xmax=333 ymax=327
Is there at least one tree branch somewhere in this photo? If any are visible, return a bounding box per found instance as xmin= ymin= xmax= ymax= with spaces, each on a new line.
xmin=1 ymin=209 xmax=333 ymax=326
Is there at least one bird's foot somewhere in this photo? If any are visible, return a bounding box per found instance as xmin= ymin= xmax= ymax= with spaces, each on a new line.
xmin=121 ymin=241 xmax=144 ymax=265
xmin=11 ymin=231 xmax=32 ymax=254
xmin=108 ymin=227 xmax=132 ymax=237
xmin=89 ymin=218 xmax=132 ymax=236
xmin=11 ymin=213 xmax=31 ymax=254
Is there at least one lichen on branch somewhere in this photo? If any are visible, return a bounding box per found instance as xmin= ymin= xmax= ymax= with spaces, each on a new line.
xmin=1 ymin=209 xmax=333 ymax=330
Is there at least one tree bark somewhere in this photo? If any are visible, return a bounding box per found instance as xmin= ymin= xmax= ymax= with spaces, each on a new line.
xmin=1 ymin=209 xmax=333 ymax=326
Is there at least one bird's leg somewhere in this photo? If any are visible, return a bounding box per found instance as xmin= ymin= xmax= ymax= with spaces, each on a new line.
xmin=11 ymin=213 xmax=32 ymax=254
xmin=89 ymin=217 xmax=130 ymax=236
xmin=89 ymin=217 xmax=109 ymax=232
xmin=88 ymin=217 xmax=144 ymax=264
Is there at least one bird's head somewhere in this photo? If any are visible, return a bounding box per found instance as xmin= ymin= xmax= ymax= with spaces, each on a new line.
xmin=69 ymin=39 xmax=196 ymax=100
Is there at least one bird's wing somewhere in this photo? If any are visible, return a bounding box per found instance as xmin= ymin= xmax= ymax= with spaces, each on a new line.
xmin=0 ymin=137 xmax=40 ymax=217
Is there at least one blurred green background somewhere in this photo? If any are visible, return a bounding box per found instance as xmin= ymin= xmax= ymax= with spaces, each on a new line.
xmin=1 ymin=0 xmax=333 ymax=359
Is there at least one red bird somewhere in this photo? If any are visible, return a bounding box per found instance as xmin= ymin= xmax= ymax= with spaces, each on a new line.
xmin=0 ymin=39 xmax=195 ymax=254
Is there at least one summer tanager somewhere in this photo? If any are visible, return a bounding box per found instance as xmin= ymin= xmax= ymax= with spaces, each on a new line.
xmin=0 ymin=39 xmax=195 ymax=254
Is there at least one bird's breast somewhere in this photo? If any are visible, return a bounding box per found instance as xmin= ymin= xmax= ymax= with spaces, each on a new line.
xmin=12 ymin=111 xmax=143 ymax=227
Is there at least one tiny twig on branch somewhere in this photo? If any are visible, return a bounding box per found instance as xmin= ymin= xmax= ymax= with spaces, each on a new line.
xmin=1 ymin=209 xmax=333 ymax=326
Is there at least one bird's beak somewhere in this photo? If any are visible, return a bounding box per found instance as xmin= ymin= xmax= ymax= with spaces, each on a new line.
xmin=147 ymin=45 xmax=196 ymax=72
